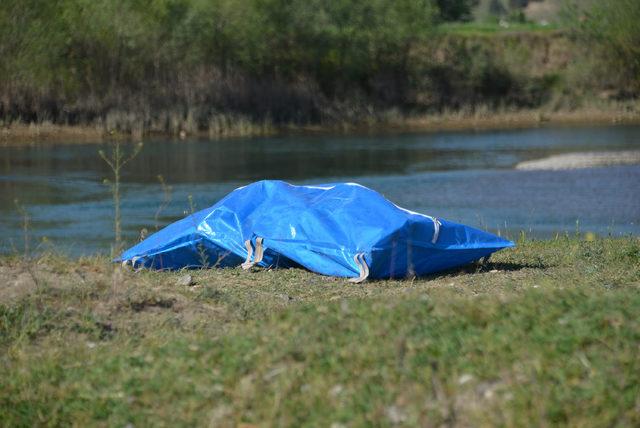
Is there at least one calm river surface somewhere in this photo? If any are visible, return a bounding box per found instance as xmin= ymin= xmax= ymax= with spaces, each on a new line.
xmin=1 ymin=125 xmax=639 ymax=256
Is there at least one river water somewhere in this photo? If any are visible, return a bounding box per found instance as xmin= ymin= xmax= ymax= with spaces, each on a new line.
xmin=1 ymin=125 xmax=639 ymax=256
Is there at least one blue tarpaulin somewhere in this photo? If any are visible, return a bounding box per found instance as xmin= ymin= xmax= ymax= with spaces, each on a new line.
xmin=120 ymin=180 xmax=514 ymax=281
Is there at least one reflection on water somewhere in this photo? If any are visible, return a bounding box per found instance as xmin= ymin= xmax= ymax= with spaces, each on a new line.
xmin=1 ymin=125 xmax=639 ymax=255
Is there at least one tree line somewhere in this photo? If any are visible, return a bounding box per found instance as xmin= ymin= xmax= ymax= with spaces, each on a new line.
xmin=0 ymin=0 xmax=637 ymax=134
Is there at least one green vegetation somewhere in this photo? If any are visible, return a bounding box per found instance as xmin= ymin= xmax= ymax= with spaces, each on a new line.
xmin=566 ymin=0 xmax=640 ymax=93
xmin=1 ymin=237 xmax=639 ymax=425
xmin=0 ymin=0 xmax=638 ymax=138
xmin=437 ymin=21 xmax=558 ymax=36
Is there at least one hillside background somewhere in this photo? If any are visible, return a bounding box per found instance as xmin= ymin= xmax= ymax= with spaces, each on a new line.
xmin=1 ymin=0 xmax=638 ymax=137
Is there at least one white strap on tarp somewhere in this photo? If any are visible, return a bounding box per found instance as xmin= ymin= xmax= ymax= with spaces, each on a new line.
xmin=349 ymin=252 xmax=370 ymax=283
xmin=241 ymin=236 xmax=264 ymax=270
xmin=122 ymin=256 xmax=140 ymax=269
xmin=241 ymin=239 xmax=254 ymax=270
xmin=254 ymin=237 xmax=264 ymax=264
xmin=432 ymin=218 xmax=441 ymax=244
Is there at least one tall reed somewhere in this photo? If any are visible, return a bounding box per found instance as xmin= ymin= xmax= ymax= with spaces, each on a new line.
xmin=99 ymin=141 xmax=143 ymax=256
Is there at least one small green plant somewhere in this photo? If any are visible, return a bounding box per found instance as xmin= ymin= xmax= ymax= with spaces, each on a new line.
xmin=186 ymin=194 xmax=210 ymax=268
xmin=13 ymin=199 xmax=31 ymax=261
xmin=185 ymin=194 xmax=232 ymax=268
xmin=12 ymin=199 xmax=39 ymax=288
xmin=99 ymin=141 xmax=143 ymax=256
xmin=154 ymin=174 xmax=172 ymax=231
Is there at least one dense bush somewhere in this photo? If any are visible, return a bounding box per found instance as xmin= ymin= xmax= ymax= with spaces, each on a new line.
xmin=436 ymin=0 xmax=476 ymax=21
xmin=0 ymin=0 xmax=636 ymax=133
xmin=566 ymin=0 xmax=640 ymax=94
xmin=0 ymin=0 xmax=441 ymax=128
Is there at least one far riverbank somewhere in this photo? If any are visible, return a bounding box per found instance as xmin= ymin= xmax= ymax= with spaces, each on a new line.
xmin=2 ymin=104 xmax=639 ymax=146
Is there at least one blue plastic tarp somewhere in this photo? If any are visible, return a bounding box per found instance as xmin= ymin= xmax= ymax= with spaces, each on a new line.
xmin=120 ymin=180 xmax=514 ymax=280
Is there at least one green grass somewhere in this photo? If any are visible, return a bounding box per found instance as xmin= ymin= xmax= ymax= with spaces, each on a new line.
xmin=1 ymin=237 xmax=639 ymax=426
xmin=438 ymin=21 xmax=561 ymax=36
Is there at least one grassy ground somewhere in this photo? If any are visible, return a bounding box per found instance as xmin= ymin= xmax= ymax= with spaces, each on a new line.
xmin=1 ymin=237 xmax=639 ymax=426
xmin=437 ymin=21 xmax=560 ymax=37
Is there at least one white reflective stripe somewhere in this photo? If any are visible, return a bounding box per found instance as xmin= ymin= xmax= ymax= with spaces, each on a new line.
xmin=390 ymin=202 xmax=436 ymax=222
xmin=304 ymin=185 xmax=336 ymax=190
xmin=241 ymin=239 xmax=254 ymax=270
xmin=432 ymin=218 xmax=441 ymax=244
xmin=349 ymin=253 xmax=370 ymax=283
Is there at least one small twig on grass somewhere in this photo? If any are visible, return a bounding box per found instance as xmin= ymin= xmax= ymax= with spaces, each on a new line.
xmin=185 ymin=194 xmax=231 ymax=269
xmin=13 ymin=199 xmax=39 ymax=288
xmin=187 ymin=195 xmax=211 ymax=268
xmin=154 ymin=174 xmax=173 ymax=231
xmin=14 ymin=199 xmax=30 ymax=261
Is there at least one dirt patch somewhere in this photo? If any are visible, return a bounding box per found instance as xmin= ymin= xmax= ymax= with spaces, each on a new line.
xmin=0 ymin=266 xmax=39 ymax=303
xmin=127 ymin=296 xmax=176 ymax=312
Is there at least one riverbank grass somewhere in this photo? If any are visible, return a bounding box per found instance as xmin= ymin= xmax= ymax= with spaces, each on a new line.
xmin=3 ymin=103 xmax=640 ymax=145
xmin=1 ymin=237 xmax=639 ymax=426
